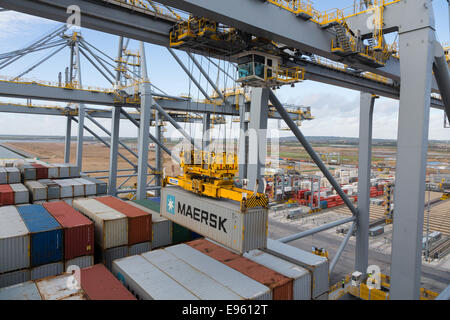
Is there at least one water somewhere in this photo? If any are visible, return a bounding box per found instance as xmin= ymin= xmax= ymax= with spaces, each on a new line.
xmin=0 ymin=145 xmax=23 ymax=159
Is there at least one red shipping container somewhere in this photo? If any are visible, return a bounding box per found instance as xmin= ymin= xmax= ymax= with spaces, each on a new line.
xmin=0 ymin=185 xmax=14 ymax=205
xmin=31 ymin=163 xmax=48 ymax=180
xmin=80 ymin=264 xmax=136 ymax=300
xmin=43 ymin=201 xmax=94 ymax=260
xmin=95 ymin=196 xmax=151 ymax=245
xmin=188 ymin=239 xmax=293 ymax=300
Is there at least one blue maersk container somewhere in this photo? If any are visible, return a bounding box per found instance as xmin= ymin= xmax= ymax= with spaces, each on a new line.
xmin=17 ymin=205 xmax=63 ymax=267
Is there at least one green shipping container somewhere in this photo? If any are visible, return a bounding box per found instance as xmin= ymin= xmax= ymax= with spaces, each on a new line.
xmin=132 ymin=199 xmax=193 ymax=244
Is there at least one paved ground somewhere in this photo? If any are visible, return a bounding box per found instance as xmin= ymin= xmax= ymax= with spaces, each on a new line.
xmin=268 ymin=210 xmax=450 ymax=294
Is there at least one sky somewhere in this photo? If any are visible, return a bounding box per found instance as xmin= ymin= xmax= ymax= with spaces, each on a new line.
xmin=0 ymin=0 xmax=449 ymax=141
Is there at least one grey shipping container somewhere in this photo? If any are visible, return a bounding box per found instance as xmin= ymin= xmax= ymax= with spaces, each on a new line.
xmin=244 ymin=249 xmax=311 ymax=300
xmin=38 ymin=179 xmax=61 ymax=200
xmin=161 ymin=186 xmax=268 ymax=253
xmin=141 ymin=250 xmax=242 ymax=300
xmin=165 ymin=244 xmax=272 ymax=300
xmin=25 ymin=180 xmax=47 ymax=202
xmin=0 ymin=168 xmax=6 ymax=184
xmin=82 ymin=176 xmax=107 ymax=195
xmin=128 ymin=242 xmax=151 ymax=256
xmin=31 ymin=262 xmax=64 ymax=281
xmin=97 ymin=245 xmax=128 ymax=270
xmin=65 ymin=256 xmax=94 ymax=271
xmin=10 ymin=184 xmax=29 ymax=204
xmin=54 ymin=180 xmax=73 ymax=198
xmin=265 ymin=239 xmax=329 ymax=299
xmin=0 ymin=281 xmax=42 ymax=300
xmin=74 ymin=178 xmax=96 ymax=196
xmin=0 ymin=269 xmax=30 ymax=289
xmin=0 ymin=206 xmax=30 ymax=274
xmin=127 ymin=201 xmax=172 ymax=249
xmin=369 ymin=226 xmax=384 ymax=237
xmin=5 ymin=167 xmax=21 ymax=184
xmin=112 ymin=255 xmax=199 ymax=300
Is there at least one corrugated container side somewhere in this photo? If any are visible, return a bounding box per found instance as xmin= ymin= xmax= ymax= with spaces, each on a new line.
xmin=127 ymin=201 xmax=172 ymax=249
xmin=82 ymin=176 xmax=107 ymax=195
xmin=0 ymin=184 xmax=14 ymax=205
xmin=141 ymin=250 xmax=242 ymax=300
xmin=54 ymin=180 xmax=73 ymax=198
xmin=31 ymin=163 xmax=48 ymax=180
xmin=38 ymin=179 xmax=60 ymax=200
xmin=70 ymin=179 xmax=85 ymax=197
xmin=25 ymin=180 xmax=47 ymax=202
xmin=97 ymin=245 xmax=128 ymax=270
xmin=31 ymin=262 xmax=64 ymax=281
xmin=187 ymin=239 xmax=293 ymax=300
xmin=43 ymin=201 xmax=95 ymax=260
xmin=65 ymin=255 xmax=94 ymax=270
xmin=244 ymin=249 xmax=311 ymax=300
xmin=112 ymin=255 xmax=198 ymax=300
xmin=17 ymin=205 xmax=63 ymax=267
xmin=0 ymin=206 xmax=30 ymax=273
xmin=80 ymin=264 xmax=136 ymax=300
xmin=0 ymin=168 xmax=6 ymax=184
xmin=96 ymin=196 xmax=151 ymax=245
xmin=10 ymin=183 xmax=29 ymax=204
xmin=166 ymin=244 xmax=272 ymax=300
xmin=73 ymin=198 xmax=128 ymax=249
xmin=5 ymin=167 xmax=21 ymax=184
xmin=128 ymin=242 xmax=151 ymax=256
xmin=265 ymin=239 xmax=329 ymax=299
xmin=150 ymin=186 xmax=268 ymax=253
xmin=74 ymin=178 xmax=96 ymax=196
xmin=0 ymin=269 xmax=30 ymax=289
xmin=0 ymin=281 xmax=42 ymax=300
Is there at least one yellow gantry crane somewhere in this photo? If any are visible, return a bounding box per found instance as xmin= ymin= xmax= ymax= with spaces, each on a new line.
xmin=163 ymin=150 xmax=269 ymax=211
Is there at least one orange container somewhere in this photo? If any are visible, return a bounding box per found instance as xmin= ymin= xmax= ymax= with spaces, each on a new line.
xmin=188 ymin=239 xmax=293 ymax=300
xmin=95 ymin=196 xmax=152 ymax=245
xmin=80 ymin=264 xmax=136 ymax=300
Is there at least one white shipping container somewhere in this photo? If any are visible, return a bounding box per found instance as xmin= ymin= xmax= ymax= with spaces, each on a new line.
xmin=10 ymin=184 xmax=29 ymax=205
xmin=5 ymin=167 xmax=21 ymax=184
xmin=74 ymin=178 xmax=96 ymax=196
xmin=31 ymin=262 xmax=64 ymax=281
xmin=165 ymin=244 xmax=272 ymax=300
xmin=0 ymin=206 xmax=30 ymax=274
xmin=35 ymin=273 xmax=86 ymax=300
xmin=127 ymin=201 xmax=172 ymax=249
xmin=161 ymin=186 xmax=268 ymax=254
xmin=0 ymin=281 xmax=42 ymax=300
xmin=69 ymin=179 xmax=85 ymax=197
xmin=244 ymin=249 xmax=311 ymax=300
xmin=141 ymin=250 xmax=242 ymax=300
xmin=0 ymin=269 xmax=30 ymax=289
xmin=265 ymin=239 xmax=329 ymax=299
xmin=64 ymin=256 xmax=94 ymax=270
xmin=25 ymin=180 xmax=47 ymax=201
xmin=73 ymin=198 xmax=128 ymax=249
xmin=112 ymin=255 xmax=199 ymax=300
xmin=54 ymin=164 xmax=70 ymax=178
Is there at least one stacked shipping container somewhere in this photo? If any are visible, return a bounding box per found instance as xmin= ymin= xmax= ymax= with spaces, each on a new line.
xmin=187 ymin=239 xmax=293 ymax=300
xmin=43 ymin=201 xmax=94 ymax=269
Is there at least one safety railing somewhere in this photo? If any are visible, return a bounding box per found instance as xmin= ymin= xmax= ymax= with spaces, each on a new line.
xmin=105 ymin=0 xmax=183 ymax=21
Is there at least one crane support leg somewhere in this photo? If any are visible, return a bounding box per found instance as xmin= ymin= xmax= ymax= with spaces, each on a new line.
xmin=355 ymin=92 xmax=376 ymax=274
xmin=390 ymin=26 xmax=435 ymax=300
